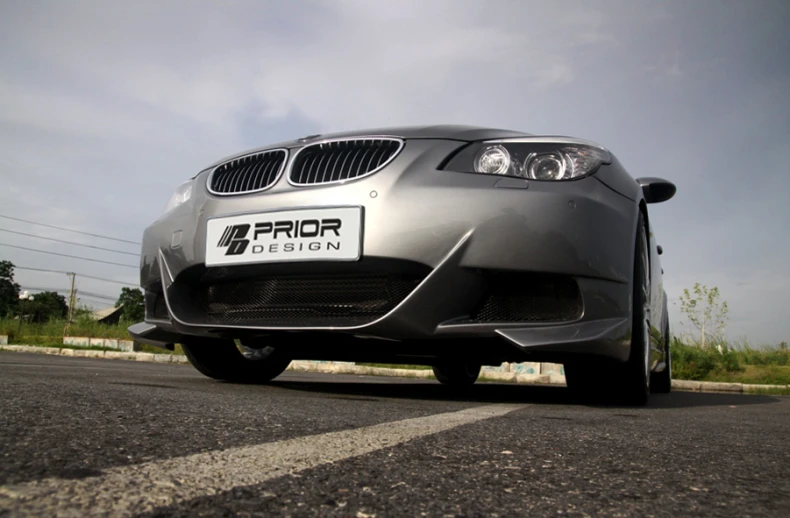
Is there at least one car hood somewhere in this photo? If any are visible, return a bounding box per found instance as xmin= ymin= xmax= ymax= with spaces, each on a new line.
xmin=200 ymin=125 xmax=532 ymax=172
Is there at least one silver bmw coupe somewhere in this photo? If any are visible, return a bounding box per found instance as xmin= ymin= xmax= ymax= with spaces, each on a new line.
xmin=129 ymin=125 xmax=676 ymax=405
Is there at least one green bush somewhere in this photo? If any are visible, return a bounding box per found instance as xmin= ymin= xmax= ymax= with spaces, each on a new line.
xmin=667 ymin=336 xmax=790 ymax=381
xmin=671 ymin=339 xmax=719 ymax=380
xmin=736 ymin=344 xmax=790 ymax=366
xmin=720 ymin=347 xmax=745 ymax=374
xmin=739 ymin=365 xmax=790 ymax=385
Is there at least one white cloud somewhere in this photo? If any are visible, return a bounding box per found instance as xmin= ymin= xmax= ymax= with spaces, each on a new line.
xmin=3 ymin=0 xmax=615 ymax=134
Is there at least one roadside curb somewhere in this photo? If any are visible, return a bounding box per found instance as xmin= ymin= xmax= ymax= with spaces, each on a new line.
xmin=2 ymin=345 xmax=788 ymax=394
xmin=1 ymin=345 xmax=189 ymax=364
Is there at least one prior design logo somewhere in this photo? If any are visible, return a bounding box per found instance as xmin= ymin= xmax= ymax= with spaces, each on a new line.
xmin=215 ymin=218 xmax=345 ymax=257
xmin=217 ymin=224 xmax=250 ymax=256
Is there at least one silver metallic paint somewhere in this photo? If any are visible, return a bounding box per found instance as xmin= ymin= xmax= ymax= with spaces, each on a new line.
xmin=131 ymin=125 xmax=671 ymax=369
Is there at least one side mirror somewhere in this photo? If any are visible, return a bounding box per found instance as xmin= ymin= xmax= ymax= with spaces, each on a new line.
xmin=636 ymin=177 xmax=676 ymax=204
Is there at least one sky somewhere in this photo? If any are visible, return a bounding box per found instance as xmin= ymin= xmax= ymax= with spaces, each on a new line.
xmin=1 ymin=0 xmax=788 ymax=344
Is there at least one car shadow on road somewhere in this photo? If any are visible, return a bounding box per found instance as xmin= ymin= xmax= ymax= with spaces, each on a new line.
xmin=269 ymin=376 xmax=781 ymax=409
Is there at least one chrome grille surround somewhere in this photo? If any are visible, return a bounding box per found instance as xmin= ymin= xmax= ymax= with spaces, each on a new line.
xmin=207 ymin=148 xmax=288 ymax=195
xmin=288 ymin=137 xmax=404 ymax=186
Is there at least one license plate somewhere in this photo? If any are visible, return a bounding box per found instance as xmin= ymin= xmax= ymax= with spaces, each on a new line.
xmin=205 ymin=207 xmax=362 ymax=266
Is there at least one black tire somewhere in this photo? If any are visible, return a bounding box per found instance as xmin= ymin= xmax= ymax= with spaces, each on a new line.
xmin=564 ymin=359 xmax=610 ymax=397
xmin=651 ymin=321 xmax=672 ymax=393
xmin=565 ymin=212 xmax=651 ymax=405
xmin=182 ymin=338 xmax=292 ymax=384
xmin=615 ymin=211 xmax=652 ymax=405
xmin=432 ymin=361 xmax=481 ymax=387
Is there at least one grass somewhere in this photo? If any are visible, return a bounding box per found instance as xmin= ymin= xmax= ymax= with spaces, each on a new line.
xmin=0 ymin=318 xmax=185 ymax=355
xmin=0 ymin=317 xmax=132 ymax=341
xmin=702 ymin=365 xmax=790 ymax=385
xmin=671 ymin=337 xmax=790 ymax=384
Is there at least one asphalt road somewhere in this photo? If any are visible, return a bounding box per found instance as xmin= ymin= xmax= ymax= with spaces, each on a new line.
xmin=1 ymin=353 xmax=789 ymax=518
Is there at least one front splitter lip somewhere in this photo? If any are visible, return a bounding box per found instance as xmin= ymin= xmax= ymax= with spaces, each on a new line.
xmin=128 ymin=321 xmax=182 ymax=349
xmin=128 ymin=317 xmax=631 ymax=363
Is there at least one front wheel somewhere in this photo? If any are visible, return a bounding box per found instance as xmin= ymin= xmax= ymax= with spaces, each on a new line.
xmin=565 ymin=212 xmax=651 ymax=406
xmin=432 ymin=360 xmax=481 ymax=387
xmin=182 ymin=338 xmax=292 ymax=384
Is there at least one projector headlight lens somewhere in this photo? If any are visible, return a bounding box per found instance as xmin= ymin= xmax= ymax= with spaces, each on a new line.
xmin=527 ymin=153 xmax=566 ymax=180
xmin=474 ymin=145 xmax=515 ymax=176
xmin=445 ymin=139 xmax=611 ymax=181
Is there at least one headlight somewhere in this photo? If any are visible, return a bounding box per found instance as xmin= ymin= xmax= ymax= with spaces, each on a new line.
xmin=443 ymin=138 xmax=611 ymax=181
xmin=162 ymin=180 xmax=194 ymax=214
xmin=474 ymin=145 xmax=515 ymax=176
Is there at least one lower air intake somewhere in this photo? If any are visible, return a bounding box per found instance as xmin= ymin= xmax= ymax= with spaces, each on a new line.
xmin=186 ymin=272 xmax=423 ymax=327
xmin=468 ymin=272 xmax=583 ymax=323
xmin=145 ymin=285 xmax=169 ymax=320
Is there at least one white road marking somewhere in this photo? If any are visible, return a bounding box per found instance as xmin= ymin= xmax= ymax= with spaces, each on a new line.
xmin=0 ymin=403 xmax=526 ymax=517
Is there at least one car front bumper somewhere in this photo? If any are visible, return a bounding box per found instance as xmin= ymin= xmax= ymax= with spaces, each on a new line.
xmin=131 ymin=139 xmax=639 ymax=363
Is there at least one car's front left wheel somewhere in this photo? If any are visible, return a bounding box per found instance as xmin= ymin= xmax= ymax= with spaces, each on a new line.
xmin=182 ymin=338 xmax=292 ymax=383
xmin=565 ymin=211 xmax=651 ymax=405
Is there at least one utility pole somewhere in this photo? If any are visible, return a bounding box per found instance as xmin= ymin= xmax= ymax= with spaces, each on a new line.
xmin=67 ymin=272 xmax=76 ymax=322
xmin=64 ymin=273 xmax=76 ymax=336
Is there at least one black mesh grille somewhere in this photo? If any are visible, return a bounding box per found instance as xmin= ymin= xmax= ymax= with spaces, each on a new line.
xmin=209 ymin=149 xmax=287 ymax=194
xmin=184 ymin=272 xmax=423 ymax=327
xmin=468 ymin=272 xmax=583 ymax=323
xmin=289 ymin=139 xmax=402 ymax=185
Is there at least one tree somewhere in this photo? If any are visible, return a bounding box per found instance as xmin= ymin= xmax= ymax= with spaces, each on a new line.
xmin=0 ymin=260 xmax=20 ymax=318
xmin=71 ymin=302 xmax=95 ymax=319
xmin=115 ymin=287 xmax=144 ymax=323
xmin=26 ymin=291 xmax=68 ymax=323
xmin=678 ymin=283 xmax=729 ymax=349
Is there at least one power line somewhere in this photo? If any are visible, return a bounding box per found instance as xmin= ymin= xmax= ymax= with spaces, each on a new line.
xmin=20 ymin=286 xmax=118 ymax=302
xmin=75 ymin=298 xmax=115 ymax=307
xmin=0 ymin=228 xmax=138 ymax=256
xmin=76 ymin=296 xmax=118 ymax=306
xmin=0 ymin=243 xmax=138 ymax=269
xmin=20 ymin=286 xmax=67 ymax=293
xmin=13 ymin=266 xmax=137 ymax=287
xmin=78 ymin=291 xmax=119 ymax=302
xmin=74 ymin=293 xmax=119 ymax=304
xmin=0 ymin=214 xmax=141 ymax=246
